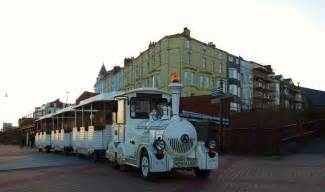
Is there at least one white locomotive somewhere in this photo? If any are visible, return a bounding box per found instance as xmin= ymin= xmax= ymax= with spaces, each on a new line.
xmin=34 ymin=74 xmax=218 ymax=179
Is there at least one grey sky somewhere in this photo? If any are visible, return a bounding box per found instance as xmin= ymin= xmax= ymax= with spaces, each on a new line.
xmin=0 ymin=0 xmax=324 ymax=126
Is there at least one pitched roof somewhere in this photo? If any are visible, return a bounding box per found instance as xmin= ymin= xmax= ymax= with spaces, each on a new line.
xmin=75 ymin=91 xmax=99 ymax=105
xmin=98 ymin=64 xmax=107 ymax=78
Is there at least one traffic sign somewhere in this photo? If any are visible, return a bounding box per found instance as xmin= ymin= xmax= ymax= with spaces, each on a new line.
xmin=211 ymin=98 xmax=221 ymax=104
xmin=211 ymin=87 xmax=224 ymax=97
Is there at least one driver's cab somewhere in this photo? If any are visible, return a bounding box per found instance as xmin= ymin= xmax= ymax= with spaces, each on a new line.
xmin=112 ymin=88 xmax=171 ymax=143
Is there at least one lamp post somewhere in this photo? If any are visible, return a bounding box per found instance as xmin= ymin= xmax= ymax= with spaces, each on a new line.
xmin=66 ymin=91 xmax=69 ymax=107
xmin=211 ymin=80 xmax=233 ymax=154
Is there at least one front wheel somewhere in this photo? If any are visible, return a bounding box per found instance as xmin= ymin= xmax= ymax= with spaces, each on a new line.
xmin=140 ymin=151 xmax=153 ymax=180
xmin=194 ymin=169 xmax=211 ymax=179
xmin=91 ymin=152 xmax=99 ymax=162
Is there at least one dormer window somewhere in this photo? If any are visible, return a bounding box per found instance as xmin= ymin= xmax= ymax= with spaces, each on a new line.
xmin=235 ymin=58 xmax=239 ymax=64
xmin=228 ymin=56 xmax=234 ymax=63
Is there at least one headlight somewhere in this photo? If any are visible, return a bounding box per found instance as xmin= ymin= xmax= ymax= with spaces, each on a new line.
xmin=207 ymin=139 xmax=217 ymax=149
xmin=153 ymin=139 xmax=166 ymax=150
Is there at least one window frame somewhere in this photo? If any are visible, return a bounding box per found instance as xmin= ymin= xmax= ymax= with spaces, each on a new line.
xmin=129 ymin=96 xmax=168 ymax=119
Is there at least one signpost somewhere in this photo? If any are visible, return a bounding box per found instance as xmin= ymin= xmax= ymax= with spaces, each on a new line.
xmin=211 ymin=81 xmax=233 ymax=154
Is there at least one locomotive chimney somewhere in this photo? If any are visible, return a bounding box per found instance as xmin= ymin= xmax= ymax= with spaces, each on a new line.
xmin=168 ymin=73 xmax=182 ymax=119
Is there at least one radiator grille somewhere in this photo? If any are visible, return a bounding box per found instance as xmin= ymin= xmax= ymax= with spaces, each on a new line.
xmin=168 ymin=138 xmax=194 ymax=154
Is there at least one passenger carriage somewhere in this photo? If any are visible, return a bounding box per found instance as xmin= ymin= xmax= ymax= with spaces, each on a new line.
xmin=72 ymin=92 xmax=117 ymax=159
xmin=35 ymin=106 xmax=75 ymax=152
xmin=35 ymin=113 xmax=52 ymax=151
xmin=51 ymin=106 xmax=75 ymax=152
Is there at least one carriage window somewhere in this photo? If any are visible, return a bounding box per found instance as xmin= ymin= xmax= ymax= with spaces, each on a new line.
xmin=130 ymin=97 xmax=168 ymax=119
xmin=130 ymin=99 xmax=150 ymax=119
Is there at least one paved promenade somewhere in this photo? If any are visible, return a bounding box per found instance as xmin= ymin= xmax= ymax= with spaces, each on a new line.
xmin=0 ymin=145 xmax=324 ymax=192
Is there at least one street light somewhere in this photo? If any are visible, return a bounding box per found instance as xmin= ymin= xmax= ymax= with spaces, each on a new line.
xmin=66 ymin=91 xmax=69 ymax=106
xmin=211 ymin=80 xmax=233 ymax=154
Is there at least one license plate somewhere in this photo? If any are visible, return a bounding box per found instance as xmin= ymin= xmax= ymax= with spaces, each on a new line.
xmin=174 ymin=158 xmax=196 ymax=167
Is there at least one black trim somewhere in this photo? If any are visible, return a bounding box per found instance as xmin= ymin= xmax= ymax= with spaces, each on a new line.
xmin=228 ymin=78 xmax=241 ymax=86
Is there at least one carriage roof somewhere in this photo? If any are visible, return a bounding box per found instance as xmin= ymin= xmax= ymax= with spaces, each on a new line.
xmin=36 ymin=88 xmax=171 ymax=121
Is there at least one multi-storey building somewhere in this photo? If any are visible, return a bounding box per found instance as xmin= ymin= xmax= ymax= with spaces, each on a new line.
xmin=34 ymin=99 xmax=68 ymax=119
xmin=227 ymin=54 xmax=241 ymax=112
xmin=272 ymin=76 xmax=281 ymax=108
xmin=2 ymin=122 xmax=13 ymax=131
xmin=273 ymin=75 xmax=303 ymax=110
xmin=95 ymin=28 xmax=228 ymax=97
xmin=251 ymin=63 xmax=275 ymax=111
xmin=93 ymin=27 xmax=304 ymax=112
xmin=240 ymin=58 xmax=253 ymax=112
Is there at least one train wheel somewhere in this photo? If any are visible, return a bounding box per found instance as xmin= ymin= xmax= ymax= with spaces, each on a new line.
xmin=92 ymin=152 xmax=99 ymax=162
xmin=140 ymin=151 xmax=153 ymax=180
xmin=110 ymin=152 xmax=119 ymax=169
xmin=119 ymin=164 xmax=128 ymax=172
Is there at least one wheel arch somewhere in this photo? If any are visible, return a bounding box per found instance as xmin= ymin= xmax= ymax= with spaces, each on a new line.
xmin=136 ymin=144 xmax=152 ymax=167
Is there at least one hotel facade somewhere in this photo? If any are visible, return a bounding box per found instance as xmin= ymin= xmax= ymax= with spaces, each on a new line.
xmin=95 ymin=28 xmax=228 ymax=97
xmin=94 ymin=28 xmax=302 ymax=112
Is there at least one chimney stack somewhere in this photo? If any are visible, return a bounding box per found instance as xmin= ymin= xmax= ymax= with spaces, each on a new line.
xmin=182 ymin=27 xmax=190 ymax=37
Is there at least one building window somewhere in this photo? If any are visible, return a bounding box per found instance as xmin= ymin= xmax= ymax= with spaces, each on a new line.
xmin=229 ymin=84 xmax=238 ymax=96
xmin=216 ymin=80 xmax=226 ymax=93
xmin=199 ymin=76 xmax=210 ymax=89
xmin=201 ymin=57 xmax=207 ymax=69
xmin=159 ymin=54 xmax=162 ymax=66
xmin=228 ymin=68 xmax=238 ymax=79
xmin=185 ymin=40 xmax=191 ymax=49
xmin=230 ymin=102 xmax=240 ymax=112
xmin=205 ymin=76 xmax=210 ymax=89
xmin=152 ymin=75 xmax=160 ymax=88
xmin=219 ymin=63 xmax=223 ymax=73
xmin=191 ymin=72 xmax=195 ymax=85
xmin=201 ymin=45 xmax=207 ymax=53
xmin=183 ymin=71 xmax=189 ymax=85
xmin=235 ymin=58 xmax=239 ymax=64
xmin=199 ymin=76 xmax=204 ymax=88
xmin=228 ymin=56 xmax=234 ymax=63
xmin=186 ymin=52 xmax=192 ymax=65
xmin=218 ymin=52 xmax=225 ymax=60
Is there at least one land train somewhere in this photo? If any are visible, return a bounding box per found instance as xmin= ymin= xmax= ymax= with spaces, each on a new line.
xmin=35 ymin=77 xmax=218 ymax=179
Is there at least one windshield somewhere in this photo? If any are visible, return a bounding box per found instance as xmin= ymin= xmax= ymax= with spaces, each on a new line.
xmin=130 ymin=96 xmax=168 ymax=119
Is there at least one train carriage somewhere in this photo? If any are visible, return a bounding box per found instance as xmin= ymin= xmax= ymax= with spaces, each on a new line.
xmin=52 ymin=106 xmax=75 ymax=152
xmin=72 ymin=92 xmax=116 ymax=158
xmin=35 ymin=114 xmax=52 ymax=151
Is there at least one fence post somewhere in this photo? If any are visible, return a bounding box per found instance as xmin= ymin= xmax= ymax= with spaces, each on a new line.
xmin=297 ymin=121 xmax=301 ymax=136
xmin=314 ymin=120 xmax=321 ymax=138
xmin=276 ymin=126 xmax=284 ymax=154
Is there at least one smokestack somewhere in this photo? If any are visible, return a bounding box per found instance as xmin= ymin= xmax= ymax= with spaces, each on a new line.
xmin=168 ymin=73 xmax=183 ymax=119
